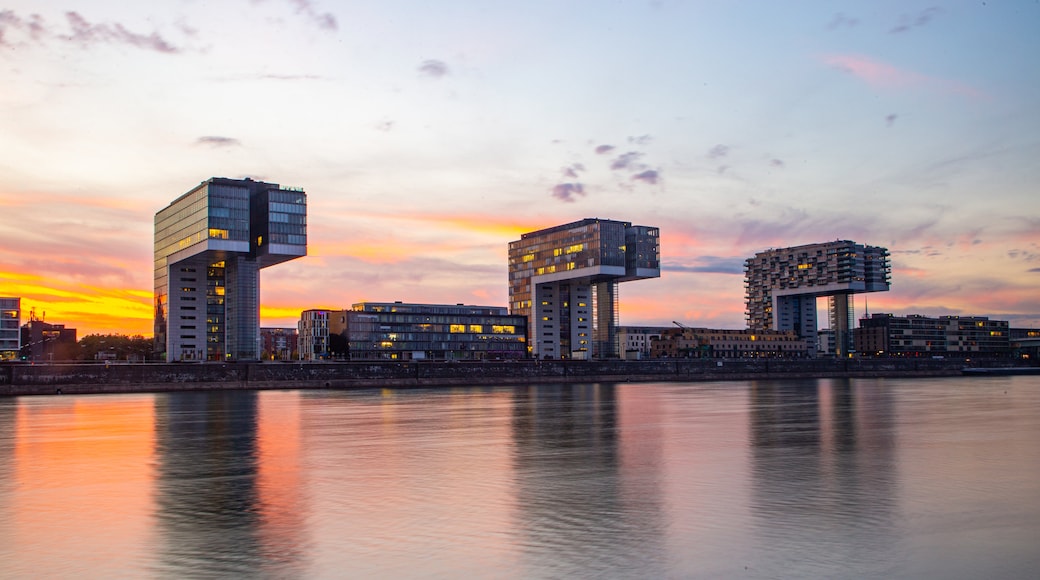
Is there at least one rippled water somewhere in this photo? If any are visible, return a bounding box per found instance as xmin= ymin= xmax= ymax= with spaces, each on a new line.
xmin=1 ymin=376 xmax=1038 ymax=578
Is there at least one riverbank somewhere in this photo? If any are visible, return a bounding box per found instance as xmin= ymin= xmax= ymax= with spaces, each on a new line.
xmin=3 ymin=357 xmax=1023 ymax=396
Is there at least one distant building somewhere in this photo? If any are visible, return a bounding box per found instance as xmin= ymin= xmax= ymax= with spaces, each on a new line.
xmin=617 ymin=326 xmax=665 ymax=360
xmin=745 ymin=240 xmax=890 ymax=357
xmin=1010 ymin=328 xmax=1040 ymax=360
xmin=298 ymin=309 xmax=331 ymax=361
xmin=20 ymin=315 xmax=77 ymax=362
xmin=261 ymin=327 xmax=298 ymax=361
xmin=154 ymin=177 xmax=307 ymax=362
xmin=816 ymin=329 xmax=837 ymax=358
xmin=329 ymin=302 xmax=527 ymax=361
xmin=0 ymin=297 xmax=19 ymax=361
xmin=650 ymin=327 xmax=808 ymax=359
xmin=508 ymin=218 xmax=660 ymax=359
xmin=854 ymin=313 xmax=1010 ymax=357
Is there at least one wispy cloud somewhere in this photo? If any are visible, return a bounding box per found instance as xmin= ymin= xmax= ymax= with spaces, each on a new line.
xmin=610 ymin=151 xmax=642 ymax=170
xmin=890 ymin=7 xmax=941 ymax=34
xmin=562 ymin=163 xmax=585 ymax=179
xmin=632 ymin=169 xmax=660 ymax=185
xmin=418 ymin=59 xmax=449 ymax=78
xmin=594 ymin=144 xmax=615 ymax=155
xmin=289 ymin=0 xmax=338 ymax=31
xmin=628 ymin=134 xmax=652 ymax=145
xmin=823 ymin=53 xmax=986 ymax=100
xmin=664 ymin=256 xmax=745 ymax=275
xmin=827 ymin=12 xmax=860 ymax=30
xmin=0 ymin=10 xmax=182 ymax=53
xmin=886 ymin=113 xmax=898 ymax=127
xmin=707 ymin=144 xmax=729 ymax=160
xmin=551 ymin=183 xmax=585 ymax=203
xmin=196 ymin=136 xmax=241 ymax=148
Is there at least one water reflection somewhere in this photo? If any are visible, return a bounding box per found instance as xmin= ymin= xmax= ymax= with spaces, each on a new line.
xmin=748 ymin=378 xmax=898 ymax=576
xmin=510 ymin=383 xmax=668 ymax=578
xmin=152 ymin=391 xmax=266 ymax=578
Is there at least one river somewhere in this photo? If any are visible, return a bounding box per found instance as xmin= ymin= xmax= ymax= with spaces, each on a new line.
xmin=1 ymin=376 xmax=1038 ymax=579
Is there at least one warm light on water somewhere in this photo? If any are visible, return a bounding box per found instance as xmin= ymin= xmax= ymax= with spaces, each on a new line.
xmin=1 ymin=377 xmax=1038 ymax=578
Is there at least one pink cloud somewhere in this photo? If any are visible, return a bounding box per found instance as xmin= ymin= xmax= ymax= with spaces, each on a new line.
xmin=823 ymin=54 xmax=987 ymax=100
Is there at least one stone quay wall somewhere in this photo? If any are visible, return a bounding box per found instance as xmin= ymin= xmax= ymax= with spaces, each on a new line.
xmin=0 ymin=357 xmax=1000 ymax=396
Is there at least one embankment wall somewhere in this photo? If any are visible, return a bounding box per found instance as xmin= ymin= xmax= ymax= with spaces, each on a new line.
xmin=0 ymin=358 xmax=1004 ymax=396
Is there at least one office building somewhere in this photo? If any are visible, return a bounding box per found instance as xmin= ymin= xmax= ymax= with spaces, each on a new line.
xmin=508 ymin=218 xmax=660 ymax=359
xmin=617 ymin=326 xmax=665 ymax=360
xmin=332 ymin=301 xmax=527 ymax=361
xmin=0 ymin=297 xmax=20 ymax=361
xmin=650 ymin=327 xmax=808 ymax=359
xmin=20 ymin=314 xmax=78 ymax=362
xmin=745 ymin=240 xmax=890 ymax=357
xmin=855 ymin=313 xmax=1010 ymax=357
xmin=154 ymin=177 xmax=306 ymax=361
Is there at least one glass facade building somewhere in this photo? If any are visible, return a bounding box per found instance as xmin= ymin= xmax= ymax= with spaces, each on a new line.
xmin=508 ymin=218 xmax=660 ymax=359
xmin=335 ymin=302 xmax=527 ymax=361
xmin=0 ymin=297 xmax=20 ymax=361
xmin=744 ymin=240 xmax=890 ymax=357
xmin=154 ymin=178 xmax=306 ymax=361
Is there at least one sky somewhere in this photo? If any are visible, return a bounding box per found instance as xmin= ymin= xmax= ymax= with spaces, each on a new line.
xmin=1 ymin=0 xmax=1039 ymax=338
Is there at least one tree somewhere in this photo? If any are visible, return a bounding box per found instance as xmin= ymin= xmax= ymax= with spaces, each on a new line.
xmin=77 ymin=334 xmax=155 ymax=361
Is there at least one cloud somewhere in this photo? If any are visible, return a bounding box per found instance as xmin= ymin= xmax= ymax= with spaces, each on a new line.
xmin=707 ymin=144 xmax=729 ymax=159
xmin=196 ymin=136 xmax=241 ymax=148
xmin=886 ymin=113 xmax=898 ymax=127
xmin=890 ymin=7 xmax=941 ymax=34
xmin=770 ymin=158 xmax=784 ymax=168
xmin=63 ymin=11 xmax=180 ymax=53
xmin=595 ymin=144 xmax=615 ymax=155
xmin=561 ymin=163 xmax=585 ymax=179
xmin=628 ymin=134 xmax=653 ymax=145
xmin=1030 ymin=268 xmax=1040 ymax=273
xmin=827 ymin=12 xmax=860 ymax=30
xmin=375 ymin=119 xmax=395 ymax=132
xmin=632 ymin=169 xmax=660 ymax=185
xmin=290 ymin=0 xmax=338 ymax=30
xmin=418 ymin=59 xmax=449 ymax=78
xmin=551 ymin=183 xmax=585 ymax=203
xmin=0 ymin=10 xmax=45 ymax=46
xmin=610 ymin=151 xmax=642 ymax=170
xmin=823 ymin=53 xmax=986 ymax=100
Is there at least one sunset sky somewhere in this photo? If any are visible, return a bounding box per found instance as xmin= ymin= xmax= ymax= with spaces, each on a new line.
xmin=1 ymin=0 xmax=1038 ymax=337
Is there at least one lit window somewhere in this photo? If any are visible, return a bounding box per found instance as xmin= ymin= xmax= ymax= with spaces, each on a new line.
xmin=209 ymin=228 xmax=229 ymax=239
xmin=450 ymin=324 xmax=465 ymax=333
xmin=469 ymin=324 xmax=483 ymax=333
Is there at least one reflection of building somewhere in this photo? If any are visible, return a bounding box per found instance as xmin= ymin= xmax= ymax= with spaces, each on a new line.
xmin=617 ymin=326 xmax=665 ymax=359
xmin=650 ymin=327 xmax=808 ymax=359
xmin=20 ymin=315 xmax=78 ymax=362
xmin=154 ymin=177 xmax=307 ymax=362
xmin=0 ymin=297 xmax=19 ymax=360
xmin=508 ymin=218 xmax=660 ymax=359
xmin=261 ymin=327 xmax=298 ymax=361
xmin=745 ymin=241 xmax=890 ymax=357
xmin=855 ymin=313 xmax=1010 ymax=357
xmin=298 ymin=309 xmax=331 ymax=361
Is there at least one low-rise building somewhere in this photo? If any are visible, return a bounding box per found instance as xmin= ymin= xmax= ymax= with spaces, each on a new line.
xmin=0 ymin=297 xmax=19 ymax=361
xmin=617 ymin=326 xmax=665 ymax=360
xmin=339 ymin=302 xmax=527 ymax=361
xmin=650 ymin=327 xmax=808 ymax=359
xmin=854 ymin=313 xmax=1010 ymax=357
xmin=261 ymin=327 xmax=298 ymax=361
xmin=20 ymin=316 xmax=78 ymax=362
xmin=298 ymin=309 xmax=331 ymax=360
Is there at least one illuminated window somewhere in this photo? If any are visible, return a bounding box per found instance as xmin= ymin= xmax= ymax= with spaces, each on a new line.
xmin=522 ymin=254 xmax=535 ymax=262
xmin=209 ymin=228 xmax=229 ymax=239
xmin=566 ymin=262 xmax=576 ymax=270
xmin=554 ymin=248 xmax=563 ymax=257
xmin=492 ymin=325 xmax=515 ymax=334
xmin=469 ymin=324 xmax=483 ymax=333
xmin=450 ymin=324 xmax=465 ymax=333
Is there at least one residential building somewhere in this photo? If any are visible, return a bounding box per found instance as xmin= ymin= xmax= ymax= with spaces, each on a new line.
xmin=854 ymin=313 xmax=1010 ymax=357
xmin=331 ymin=301 xmax=527 ymax=361
xmin=617 ymin=326 xmax=665 ymax=359
xmin=298 ymin=309 xmax=331 ymax=361
xmin=261 ymin=327 xmax=298 ymax=361
xmin=0 ymin=297 xmax=19 ymax=361
xmin=650 ymin=327 xmax=808 ymax=359
xmin=154 ymin=177 xmax=306 ymax=361
xmin=1010 ymin=328 xmax=1040 ymax=360
xmin=745 ymin=240 xmax=890 ymax=357
xmin=508 ymin=218 xmax=660 ymax=359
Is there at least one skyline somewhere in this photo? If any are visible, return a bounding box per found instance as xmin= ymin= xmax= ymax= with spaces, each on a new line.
xmin=1 ymin=1 xmax=1039 ymax=337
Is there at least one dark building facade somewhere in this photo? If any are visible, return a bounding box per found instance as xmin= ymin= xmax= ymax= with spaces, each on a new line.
xmin=854 ymin=313 xmax=1010 ymax=357
xmin=20 ymin=318 xmax=78 ymax=362
xmin=330 ymin=302 xmax=527 ymax=361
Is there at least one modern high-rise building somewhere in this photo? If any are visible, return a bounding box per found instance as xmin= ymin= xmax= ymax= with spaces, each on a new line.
xmin=155 ymin=177 xmax=306 ymax=362
xmin=744 ymin=240 xmax=890 ymax=357
xmin=0 ymin=297 xmax=20 ymax=361
xmin=508 ymin=218 xmax=660 ymax=359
